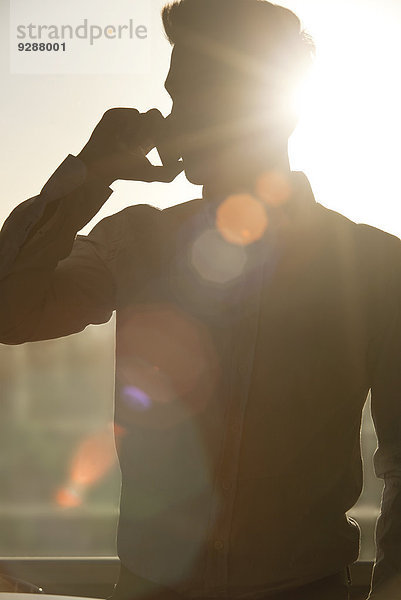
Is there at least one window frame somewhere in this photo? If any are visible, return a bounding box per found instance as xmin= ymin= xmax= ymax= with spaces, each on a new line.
xmin=0 ymin=557 xmax=374 ymax=598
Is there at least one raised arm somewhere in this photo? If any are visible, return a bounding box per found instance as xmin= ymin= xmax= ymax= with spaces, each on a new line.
xmin=0 ymin=107 xmax=183 ymax=344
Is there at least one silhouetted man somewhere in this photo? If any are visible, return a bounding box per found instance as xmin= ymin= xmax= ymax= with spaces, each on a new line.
xmin=0 ymin=1 xmax=400 ymax=599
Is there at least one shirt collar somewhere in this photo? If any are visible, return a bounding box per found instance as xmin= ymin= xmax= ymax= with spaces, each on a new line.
xmin=201 ymin=170 xmax=317 ymax=234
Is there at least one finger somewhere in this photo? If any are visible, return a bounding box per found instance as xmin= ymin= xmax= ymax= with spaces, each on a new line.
xmin=103 ymin=107 xmax=140 ymax=137
xmin=141 ymin=108 xmax=165 ymax=138
xmin=142 ymin=161 xmax=184 ymax=183
xmin=106 ymin=108 xmax=144 ymax=151
xmin=136 ymin=156 xmax=184 ymax=183
xmin=104 ymin=107 xmax=140 ymax=121
xmin=134 ymin=108 xmax=165 ymax=155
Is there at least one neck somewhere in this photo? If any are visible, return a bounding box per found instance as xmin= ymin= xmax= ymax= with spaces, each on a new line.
xmin=202 ymin=146 xmax=291 ymax=202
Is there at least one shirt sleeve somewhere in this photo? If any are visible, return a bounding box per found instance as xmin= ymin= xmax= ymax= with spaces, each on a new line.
xmin=368 ymin=235 xmax=401 ymax=598
xmin=0 ymin=154 xmax=116 ymax=344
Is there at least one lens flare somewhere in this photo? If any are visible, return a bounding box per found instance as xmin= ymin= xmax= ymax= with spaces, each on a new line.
xmin=216 ymin=193 xmax=268 ymax=245
xmin=123 ymin=385 xmax=152 ymax=410
xmin=191 ymin=228 xmax=247 ymax=284
xmin=116 ymin=304 xmax=220 ymax=428
xmin=55 ymin=484 xmax=83 ymax=508
xmin=69 ymin=427 xmax=118 ymax=486
xmin=254 ymin=170 xmax=292 ymax=208
xmin=54 ymin=422 xmax=124 ymax=508
xmin=113 ymin=422 xmax=128 ymax=439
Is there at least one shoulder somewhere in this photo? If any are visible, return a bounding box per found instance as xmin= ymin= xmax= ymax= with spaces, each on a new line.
xmin=123 ymin=198 xmax=205 ymax=238
xmin=87 ymin=203 xmax=162 ymax=242
xmin=85 ymin=198 xmax=204 ymax=255
xmin=315 ymin=202 xmax=400 ymax=258
xmin=314 ymin=202 xmax=401 ymax=293
xmin=110 ymin=198 xmax=204 ymax=226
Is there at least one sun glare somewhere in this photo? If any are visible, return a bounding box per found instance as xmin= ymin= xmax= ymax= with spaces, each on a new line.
xmin=286 ymin=0 xmax=401 ymax=237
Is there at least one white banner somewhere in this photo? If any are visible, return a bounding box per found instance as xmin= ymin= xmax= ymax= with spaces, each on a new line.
xmin=10 ymin=0 xmax=150 ymax=74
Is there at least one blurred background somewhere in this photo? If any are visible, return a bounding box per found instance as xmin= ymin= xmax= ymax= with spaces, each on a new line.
xmin=0 ymin=0 xmax=400 ymax=560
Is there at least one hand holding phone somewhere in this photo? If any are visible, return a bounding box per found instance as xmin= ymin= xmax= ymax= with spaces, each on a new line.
xmin=77 ymin=107 xmax=183 ymax=186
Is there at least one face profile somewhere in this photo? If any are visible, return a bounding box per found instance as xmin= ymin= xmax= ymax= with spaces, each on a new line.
xmin=164 ymin=44 xmax=251 ymax=184
xmin=161 ymin=0 xmax=315 ymax=190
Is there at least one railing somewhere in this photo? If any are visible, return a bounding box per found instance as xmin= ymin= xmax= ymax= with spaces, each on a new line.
xmin=0 ymin=557 xmax=375 ymax=599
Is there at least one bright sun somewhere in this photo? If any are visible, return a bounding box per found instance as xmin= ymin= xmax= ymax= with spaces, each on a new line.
xmin=286 ymin=0 xmax=401 ymax=237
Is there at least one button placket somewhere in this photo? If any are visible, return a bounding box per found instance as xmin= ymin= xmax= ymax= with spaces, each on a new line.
xmin=203 ymin=291 xmax=241 ymax=596
xmin=214 ymin=539 xmax=224 ymax=551
xmin=203 ymin=252 xmax=266 ymax=596
xmin=230 ymin=420 xmax=240 ymax=434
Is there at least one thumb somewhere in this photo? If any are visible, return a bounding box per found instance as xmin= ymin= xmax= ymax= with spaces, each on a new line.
xmin=139 ymin=158 xmax=185 ymax=183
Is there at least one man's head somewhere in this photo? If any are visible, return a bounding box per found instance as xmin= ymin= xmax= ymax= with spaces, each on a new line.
xmin=162 ymin=0 xmax=315 ymax=188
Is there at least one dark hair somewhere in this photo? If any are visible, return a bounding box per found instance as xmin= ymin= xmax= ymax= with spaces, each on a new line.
xmin=162 ymin=0 xmax=315 ymax=93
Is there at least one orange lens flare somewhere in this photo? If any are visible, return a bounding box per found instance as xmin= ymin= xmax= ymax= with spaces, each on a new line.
xmin=69 ymin=428 xmax=117 ymax=486
xmin=55 ymin=485 xmax=83 ymax=508
xmin=254 ymin=170 xmax=292 ymax=208
xmin=216 ymin=193 xmax=268 ymax=246
xmin=54 ymin=422 xmax=123 ymax=508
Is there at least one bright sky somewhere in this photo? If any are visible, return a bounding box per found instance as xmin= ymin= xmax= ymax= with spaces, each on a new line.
xmin=1 ymin=0 xmax=400 ymax=239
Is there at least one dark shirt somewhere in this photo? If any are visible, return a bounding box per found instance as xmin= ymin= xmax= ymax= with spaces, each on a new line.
xmin=0 ymin=155 xmax=400 ymax=598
